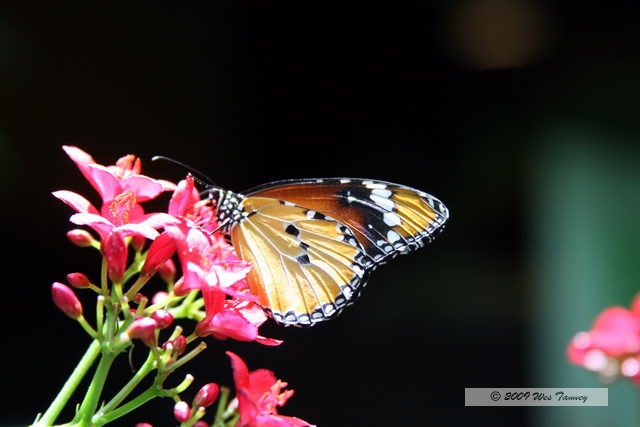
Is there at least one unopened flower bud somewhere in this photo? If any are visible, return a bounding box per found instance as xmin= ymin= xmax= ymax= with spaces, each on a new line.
xmin=52 ymin=282 xmax=83 ymax=319
xmin=151 ymin=310 xmax=173 ymax=329
xmin=141 ymin=232 xmax=175 ymax=277
xmin=163 ymin=335 xmax=187 ymax=355
xmin=192 ymin=383 xmax=220 ymax=409
xmin=104 ymin=230 xmax=128 ymax=283
xmin=158 ymin=259 xmax=177 ymax=284
xmin=134 ymin=423 xmax=153 ymax=427
xmin=174 ymin=401 xmax=191 ymax=422
xmin=127 ymin=317 xmax=158 ymax=347
xmin=133 ymin=293 xmax=146 ymax=304
xmin=67 ymin=229 xmax=95 ymax=247
xmin=67 ymin=272 xmax=91 ymax=289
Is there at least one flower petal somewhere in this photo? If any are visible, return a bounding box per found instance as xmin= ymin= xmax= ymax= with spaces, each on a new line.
xmin=116 ymin=223 xmax=160 ymax=240
xmin=137 ymin=213 xmax=182 ymax=230
xmin=88 ymin=164 xmax=123 ymax=202
xmin=227 ymin=351 xmax=253 ymax=392
xmin=169 ymin=176 xmax=201 ymax=218
xmin=205 ymin=310 xmax=259 ymax=342
xmin=70 ymin=212 xmax=113 ymax=228
xmin=53 ymin=190 xmax=99 ymax=214
xmin=255 ymin=336 xmax=284 ymax=346
xmin=62 ymin=145 xmax=97 ymax=185
xmin=122 ymin=175 xmax=165 ymax=202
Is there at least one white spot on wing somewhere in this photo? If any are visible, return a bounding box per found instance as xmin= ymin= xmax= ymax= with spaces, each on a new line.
xmin=383 ymin=212 xmax=402 ymax=226
xmin=371 ymin=189 xmax=392 ymax=197
xmin=365 ymin=182 xmax=388 ymax=190
xmin=370 ymin=193 xmax=394 ymax=211
xmin=387 ymin=230 xmax=401 ymax=243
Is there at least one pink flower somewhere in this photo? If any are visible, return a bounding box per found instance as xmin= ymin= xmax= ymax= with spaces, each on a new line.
xmin=168 ymin=226 xmax=251 ymax=297
xmin=62 ymin=146 xmax=175 ymax=203
xmin=227 ymin=352 xmax=314 ymax=427
xmin=54 ymin=147 xmax=180 ymax=243
xmin=568 ymin=292 xmax=640 ymax=383
xmin=195 ymin=287 xmax=281 ymax=346
xmin=168 ymin=175 xmax=217 ymax=233
xmin=54 ymin=189 xmax=179 ymax=243
xmin=167 ymin=226 xmax=280 ymax=346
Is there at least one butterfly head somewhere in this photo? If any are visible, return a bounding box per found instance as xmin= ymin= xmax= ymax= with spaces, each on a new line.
xmin=208 ymin=188 xmax=247 ymax=234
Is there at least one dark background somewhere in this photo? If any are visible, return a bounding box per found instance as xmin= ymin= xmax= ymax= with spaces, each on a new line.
xmin=2 ymin=2 xmax=640 ymax=426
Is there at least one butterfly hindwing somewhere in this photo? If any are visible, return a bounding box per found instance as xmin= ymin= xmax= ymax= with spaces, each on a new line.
xmin=245 ymin=178 xmax=449 ymax=265
xmin=230 ymin=196 xmax=372 ymax=326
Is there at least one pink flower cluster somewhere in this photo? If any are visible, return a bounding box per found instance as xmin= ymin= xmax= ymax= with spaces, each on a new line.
xmin=567 ymin=292 xmax=640 ymax=383
xmin=50 ymin=147 xmax=313 ymax=426
xmin=53 ymin=146 xmax=279 ymax=346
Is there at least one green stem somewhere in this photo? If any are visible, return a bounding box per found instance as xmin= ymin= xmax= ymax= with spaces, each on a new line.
xmin=212 ymin=387 xmax=230 ymax=427
xmin=100 ymin=256 xmax=108 ymax=295
xmin=98 ymin=352 xmax=156 ymax=415
xmin=37 ymin=340 xmax=101 ymax=426
xmin=77 ymin=316 xmax=98 ymax=338
xmin=92 ymin=385 xmax=160 ymax=426
xmin=125 ymin=276 xmax=150 ymax=300
xmin=77 ymin=351 xmax=115 ymax=426
xmin=167 ymin=342 xmax=207 ymax=373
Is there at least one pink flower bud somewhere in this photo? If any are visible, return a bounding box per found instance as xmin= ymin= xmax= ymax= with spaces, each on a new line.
xmin=134 ymin=423 xmax=153 ymax=427
xmin=131 ymin=235 xmax=146 ymax=252
xmin=192 ymin=383 xmax=220 ymax=409
xmin=133 ymin=293 xmax=146 ymax=304
xmin=151 ymin=310 xmax=173 ymax=329
xmin=158 ymin=259 xmax=177 ymax=283
xmin=67 ymin=272 xmax=91 ymax=289
xmin=104 ymin=230 xmax=128 ymax=283
xmin=127 ymin=317 xmax=158 ymax=347
xmin=163 ymin=335 xmax=187 ymax=355
xmin=174 ymin=401 xmax=191 ymax=422
xmin=52 ymin=282 xmax=83 ymax=319
xmin=66 ymin=229 xmax=95 ymax=247
xmin=141 ymin=232 xmax=175 ymax=277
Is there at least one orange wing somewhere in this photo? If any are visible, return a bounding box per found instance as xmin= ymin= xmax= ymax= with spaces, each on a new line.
xmin=246 ymin=178 xmax=448 ymax=265
xmin=230 ymin=196 xmax=371 ymax=326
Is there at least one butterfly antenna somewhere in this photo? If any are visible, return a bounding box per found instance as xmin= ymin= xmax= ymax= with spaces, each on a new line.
xmin=151 ymin=155 xmax=218 ymax=188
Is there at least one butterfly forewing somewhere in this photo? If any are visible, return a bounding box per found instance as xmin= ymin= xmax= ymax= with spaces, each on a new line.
xmin=230 ymin=196 xmax=371 ymax=326
xmin=245 ymin=178 xmax=449 ymax=264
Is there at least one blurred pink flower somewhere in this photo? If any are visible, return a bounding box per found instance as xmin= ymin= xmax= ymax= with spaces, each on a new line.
xmin=568 ymin=292 xmax=640 ymax=383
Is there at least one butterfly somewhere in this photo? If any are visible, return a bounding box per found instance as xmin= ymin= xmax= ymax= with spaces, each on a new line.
xmin=209 ymin=178 xmax=449 ymax=327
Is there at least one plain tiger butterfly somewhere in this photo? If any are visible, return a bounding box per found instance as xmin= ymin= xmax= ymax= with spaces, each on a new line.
xmin=206 ymin=178 xmax=449 ymax=327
